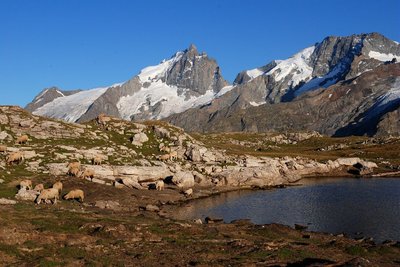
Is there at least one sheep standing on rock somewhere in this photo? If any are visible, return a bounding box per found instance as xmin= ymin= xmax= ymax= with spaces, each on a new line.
xmin=52 ymin=181 xmax=63 ymax=193
xmin=92 ymin=156 xmax=103 ymax=165
xmin=33 ymin=183 xmax=44 ymax=192
xmin=156 ymin=180 xmax=165 ymax=191
xmin=16 ymin=135 xmax=29 ymax=145
xmin=19 ymin=179 xmax=32 ymax=190
xmin=64 ymin=189 xmax=84 ymax=203
xmin=6 ymin=151 xmax=24 ymax=165
xmin=36 ymin=188 xmax=59 ymax=204
xmin=81 ymin=169 xmax=95 ymax=180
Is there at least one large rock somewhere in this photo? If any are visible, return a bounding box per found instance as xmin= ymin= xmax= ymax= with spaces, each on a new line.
xmin=0 ymin=198 xmax=17 ymax=205
xmin=172 ymin=171 xmax=195 ymax=189
xmin=15 ymin=188 xmax=39 ymax=202
xmin=114 ymin=165 xmax=172 ymax=182
xmin=131 ymin=132 xmax=149 ymax=146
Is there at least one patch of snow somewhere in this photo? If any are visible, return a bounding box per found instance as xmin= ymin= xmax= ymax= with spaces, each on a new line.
xmin=215 ymin=85 xmax=234 ymax=98
xmin=117 ymin=80 xmax=217 ymax=120
xmin=246 ymin=68 xmax=264 ymax=79
xmin=138 ymin=52 xmax=183 ymax=82
xmin=368 ymin=51 xmax=400 ymax=62
xmin=266 ymin=46 xmax=315 ymax=87
xmin=346 ymin=89 xmax=351 ymax=95
xmin=55 ymin=90 xmax=65 ymax=97
xmin=249 ymin=101 xmax=266 ymax=107
xmin=33 ymin=86 xmax=109 ymax=122
xmin=367 ymin=78 xmax=400 ymax=116
xmin=294 ymin=63 xmax=344 ymax=96
xmin=328 ymin=93 xmax=332 ymax=98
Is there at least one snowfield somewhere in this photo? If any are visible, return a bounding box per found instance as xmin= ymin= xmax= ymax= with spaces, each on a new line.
xmin=33 ymin=87 xmax=110 ymax=122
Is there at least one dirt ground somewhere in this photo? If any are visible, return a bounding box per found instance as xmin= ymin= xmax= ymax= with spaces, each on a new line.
xmin=0 ymin=176 xmax=399 ymax=266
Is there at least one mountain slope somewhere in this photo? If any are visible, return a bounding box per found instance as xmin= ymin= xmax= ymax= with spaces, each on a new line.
xmin=165 ymin=33 xmax=400 ymax=136
xmin=27 ymin=44 xmax=230 ymax=123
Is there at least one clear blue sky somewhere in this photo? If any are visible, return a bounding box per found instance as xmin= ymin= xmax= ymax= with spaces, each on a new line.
xmin=1 ymin=0 xmax=399 ymax=106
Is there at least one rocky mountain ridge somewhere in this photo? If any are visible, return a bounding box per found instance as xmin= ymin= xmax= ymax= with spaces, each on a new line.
xmin=25 ymin=33 xmax=400 ymax=136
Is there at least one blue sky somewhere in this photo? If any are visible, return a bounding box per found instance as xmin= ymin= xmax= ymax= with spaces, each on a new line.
xmin=1 ymin=0 xmax=399 ymax=106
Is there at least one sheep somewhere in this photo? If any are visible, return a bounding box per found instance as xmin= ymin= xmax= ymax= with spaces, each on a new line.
xmin=156 ymin=180 xmax=164 ymax=191
xmin=160 ymin=146 xmax=171 ymax=153
xmin=92 ymin=155 xmax=103 ymax=165
xmin=36 ymin=188 xmax=59 ymax=204
xmin=67 ymin=161 xmax=80 ymax=169
xmin=16 ymin=135 xmax=29 ymax=145
xmin=19 ymin=179 xmax=32 ymax=190
xmin=33 ymin=183 xmax=44 ymax=192
xmin=159 ymin=154 xmax=170 ymax=161
xmin=68 ymin=166 xmax=80 ymax=177
xmin=96 ymin=113 xmax=111 ymax=126
xmin=64 ymin=189 xmax=84 ymax=203
xmin=0 ymin=145 xmax=7 ymax=153
xmin=81 ymin=168 xmax=95 ymax=180
xmin=169 ymin=150 xmax=178 ymax=161
xmin=52 ymin=181 xmax=63 ymax=193
xmin=6 ymin=151 xmax=24 ymax=165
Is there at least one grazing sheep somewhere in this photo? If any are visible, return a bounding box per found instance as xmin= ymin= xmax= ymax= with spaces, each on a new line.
xmin=19 ymin=179 xmax=32 ymax=190
xmin=64 ymin=189 xmax=84 ymax=202
xmin=160 ymin=146 xmax=171 ymax=153
xmin=68 ymin=166 xmax=80 ymax=177
xmin=92 ymin=155 xmax=103 ymax=165
xmin=156 ymin=180 xmax=164 ymax=191
xmin=33 ymin=183 xmax=44 ymax=192
xmin=0 ymin=145 xmax=7 ymax=153
xmin=169 ymin=150 xmax=178 ymax=161
xmin=6 ymin=151 xmax=24 ymax=165
xmin=67 ymin=161 xmax=80 ymax=169
xmin=36 ymin=188 xmax=59 ymax=204
xmin=52 ymin=181 xmax=63 ymax=193
xmin=159 ymin=154 xmax=170 ymax=161
xmin=81 ymin=168 xmax=95 ymax=180
xmin=96 ymin=113 xmax=111 ymax=126
xmin=16 ymin=135 xmax=29 ymax=145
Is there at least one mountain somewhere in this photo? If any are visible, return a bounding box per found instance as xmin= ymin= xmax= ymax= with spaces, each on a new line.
xmin=166 ymin=33 xmax=400 ymax=136
xmin=26 ymin=33 xmax=400 ymax=136
xmin=27 ymin=44 xmax=230 ymax=123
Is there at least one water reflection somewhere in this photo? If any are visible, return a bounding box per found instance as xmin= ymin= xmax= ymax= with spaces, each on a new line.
xmin=177 ymin=178 xmax=400 ymax=242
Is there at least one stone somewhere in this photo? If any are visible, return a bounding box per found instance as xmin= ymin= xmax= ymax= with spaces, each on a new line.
xmin=22 ymin=150 xmax=36 ymax=159
xmin=153 ymin=126 xmax=170 ymax=139
xmin=95 ymin=200 xmax=120 ymax=210
xmin=145 ymin=204 xmax=160 ymax=212
xmin=0 ymin=198 xmax=17 ymax=205
xmin=172 ymin=171 xmax=195 ymax=189
xmin=131 ymin=132 xmax=149 ymax=146
xmin=121 ymin=177 xmax=144 ymax=189
xmin=0 ymin=131 xmax=9 ymax=140
xmin=15 ymin=188 xmax=39 ymax=202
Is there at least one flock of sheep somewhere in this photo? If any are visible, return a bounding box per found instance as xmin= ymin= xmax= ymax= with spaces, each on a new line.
xmin=2 ymin=118 xmax=169 ymax=206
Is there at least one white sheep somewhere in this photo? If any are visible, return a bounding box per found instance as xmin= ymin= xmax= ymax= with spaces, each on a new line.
xmin=81 ymin=169 xmax=95 ymax=180
xmin=33 ymin=183 xmax=44 ymax=192
xmin=19 ymin=179 xmax=32 ymax=190
xmin=64 ymin=189 xmax=84 ymax=202
xmin=52 ymin=181 xmax=63 ymax=193
xmin=36 ymin=188 xmax=59 ymax=204
xmin=16 ymin=135 xmax=28 ymax=145
xmin=67 ymin=161 xmax=81 ymax=169
xmin=68 ymin=166 xmax=80 ymax=177
xmin=169 ymin=150 xmax=178 ymax=161
xmin=6 ymin=151 xmax=24 ymax=165
xmin=0 ymin=145 xmax=7 ymax=153
xmin=159 ymin=154 xmax=170 ymax=161
xmin=92 ymin=156 xmax=103 ymax=165
xmin=156 ymin=180 xmax=165 ymax=191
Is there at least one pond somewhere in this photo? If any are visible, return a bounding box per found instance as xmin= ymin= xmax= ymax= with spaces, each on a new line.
xmin=176 ymin=178 xmax=400 ymax=243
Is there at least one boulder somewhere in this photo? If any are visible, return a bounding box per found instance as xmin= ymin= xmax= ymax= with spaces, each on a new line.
xmin=15 ymin=188 xmax=39 ymax=201
xmin=172 ymin=171 xmax=195 ymax=189
xmin=153 ymin=126 xmax=170 ymax=139
xmin=121 ymin=177 xmax=144 ymax=190
xmin=145 ymin=204 xmax=160 ymax=212
xmin=0 ymin=198 xmax=17 ymax=205
xmin=183 ymin=188 xmax=193 ymax=196
xmin=0 ymin=131 xmax=10 ymax=141
xmin=95 ymin=200 xmax=120 ymax=210
xmin=131 ymin=132 xmax=149 ymax=146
